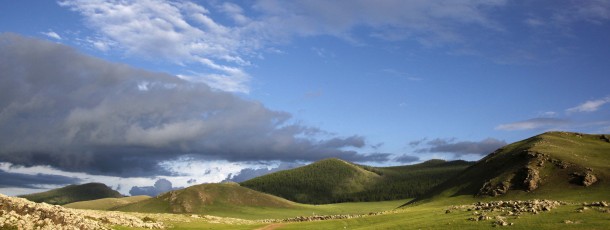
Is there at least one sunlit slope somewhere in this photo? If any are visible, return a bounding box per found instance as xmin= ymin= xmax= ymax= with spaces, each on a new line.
xmin=241 ymin=158 xmax=473 ymax=204
xmin=410 ymin=131 xmax=610 ymax=204
xmin=19 ymin=183 xmax=123 ymax=205
xmin=116 ymin=183 xmax=295 ymax=214
xmin=63 ymin=195 xmax=150 ymax=210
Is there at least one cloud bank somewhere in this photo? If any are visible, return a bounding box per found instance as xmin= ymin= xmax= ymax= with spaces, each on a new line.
xmin=0 ymin=33 xmax=386 ymax=177
xmin=0 ymin=170 xmax=80 ymax=189
xmin=415 ymin=138 xmax=506 ymax=156
xmin=129 ymin=179 xmax=181 ymax=197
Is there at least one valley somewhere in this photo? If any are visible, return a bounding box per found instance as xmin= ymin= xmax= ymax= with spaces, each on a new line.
xmin=2 ymin=131 xmax=609 ymax=229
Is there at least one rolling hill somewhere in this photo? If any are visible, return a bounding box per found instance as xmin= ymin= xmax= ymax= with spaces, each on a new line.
xmin=19 ymin=182 xmax=123 ymax=205
xmin=116 ymin=182 xmax=296 ymax=214
xmin=408 ymin=131 xmax=610 ymax=204
xmin=63 ymin=195 xmax=150 ymax=210
xmin=240 ymin=158 xmax=473 ymax=204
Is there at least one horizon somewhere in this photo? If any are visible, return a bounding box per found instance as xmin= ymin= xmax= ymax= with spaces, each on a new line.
xmin=1 ymin=0 xmax=609 ymax=196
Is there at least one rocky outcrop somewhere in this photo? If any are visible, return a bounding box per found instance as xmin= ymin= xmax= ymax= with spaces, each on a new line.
xmin=522 ymin=167 xmax=540 ymax=191
xmin=0 ymin=193 xmax=163 ymax=230
xmin=478 ymin=181 xmax=510 ymax=197
xmin=571 ymin=171 xmax=598 ymax=186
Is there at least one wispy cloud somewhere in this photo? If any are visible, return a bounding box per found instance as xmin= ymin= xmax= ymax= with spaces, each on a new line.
xmin=59 ymin=0 xmax=254 ymax=93
xmin=495 ymin=118 xmax=569 ymax=131
xmin=566 ymin=96 xmax=610 ymax=113
xmin=41 ymin=30 xmax=62 ymax=40
xmin=58 ymin=0 xmax=508 ymax=93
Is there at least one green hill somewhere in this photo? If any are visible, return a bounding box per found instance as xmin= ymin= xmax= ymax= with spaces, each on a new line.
xmin=63 ymin=195 xmax=150 ymax=210
xmin=116 ymin=182 xmax=296 ymax=214
xmin=240 ymin=158 xmax=473 ymax=204
xmin=409 ymin=131 xmax=610 ymax=204
xmin=19 ymin=182 xmax=123 ymax=205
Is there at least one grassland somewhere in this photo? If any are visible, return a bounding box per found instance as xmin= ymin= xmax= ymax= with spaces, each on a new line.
xmin=64 ymin=195 xmax=151 ymax=210
xmin=111 ymin=194 xmax=610 ymax=230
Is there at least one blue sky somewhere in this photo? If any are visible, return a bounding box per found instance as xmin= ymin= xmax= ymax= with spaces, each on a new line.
xmin=0 ymin=0 xmax=609 ymax=195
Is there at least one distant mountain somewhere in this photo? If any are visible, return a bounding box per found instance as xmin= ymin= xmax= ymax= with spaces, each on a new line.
xmin=63 ymin=195 xmax=150 ymax=210
xmin=240 ymin=158 xmax=473 ymax=204
xmin=408 ymin=131 xmax=610 ymax=204
xmin=19 ymin=183 xmax=123 ymax=205
xmin=116 ymin=182 xmax=295 ymax=214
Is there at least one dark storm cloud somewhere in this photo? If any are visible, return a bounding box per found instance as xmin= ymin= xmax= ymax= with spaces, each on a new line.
xmin=0 ymin=170 xmax=80 ymax=189
xmin=415 ymin=138 xmax=507 ymax=156
xmin=0 ymin=33 xmax=387 ymax=177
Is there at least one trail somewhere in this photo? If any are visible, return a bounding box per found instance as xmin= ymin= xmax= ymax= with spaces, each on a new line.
xmin=256 ymin=223 xmax=286 ymax=230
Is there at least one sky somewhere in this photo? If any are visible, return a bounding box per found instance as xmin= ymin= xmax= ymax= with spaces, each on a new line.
xmin=0 ymin=0 xmax=609 ymax=196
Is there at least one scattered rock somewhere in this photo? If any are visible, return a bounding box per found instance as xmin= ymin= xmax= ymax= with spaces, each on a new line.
xmin=0 ymin=193 xmax=163 ymax=230
xmin=460 ymin=199 xmax=564 ymax=223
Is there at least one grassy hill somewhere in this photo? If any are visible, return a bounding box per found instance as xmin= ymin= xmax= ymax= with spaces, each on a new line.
xmin=240 ymin=158 xmax=473 ymax=204
xmin=409 ymin=131 xmax=610 ymax=204
xmin=116 ymin=182 xmax=296 ymax=214
xmin=63 ymin=195 xmax=150 ymax=210
xmin=19 ymin=182 xmax=123 ymax=205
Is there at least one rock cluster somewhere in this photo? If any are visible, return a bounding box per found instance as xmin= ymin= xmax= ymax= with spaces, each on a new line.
xmin=0 ymin=193 xmax=163 ymax=230
xmin=448 ymin=200 xmax=565 ymax=227
xmin=571 ymin=171 xmax=598 ymax=187
xmin=578 ymin=201 xmax=610 ymax=213
xmin=600 ymin=135 xmax=610 ymax=143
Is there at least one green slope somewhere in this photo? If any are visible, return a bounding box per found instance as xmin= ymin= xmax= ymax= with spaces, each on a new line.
xmin=63 ymin=195 xmax=150 ymax=210
xmin=240 ymin=158 xmax=473 ymax=204
xmin=116 ymin=183 xmax=296 ymax=214
xmin=409 ymin=131 xmax=610 ymax=204
xmin=19 ymin=182 xmax=123 ymax=205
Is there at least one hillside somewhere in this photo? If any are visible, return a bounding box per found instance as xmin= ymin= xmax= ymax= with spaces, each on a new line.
xmin=116 ymin=182 xmax=296 ymax=214
xmin=19 ymin=182 xmax=123 ymax=205
xmin=409 ymin=131 xmax=610 ymax=204
xmin=240 ymin=158 xmax=473 ymax=204
xmin=63 ymin=195 xmax=150 ymax=210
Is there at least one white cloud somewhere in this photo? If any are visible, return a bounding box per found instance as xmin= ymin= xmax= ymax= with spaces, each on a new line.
xmin=566 ymin=96 xmax=610 ymax=113
xmin=59 ymin=0 xmax=253 ymax=93
xmin=41 ymin=31 xmax=62 ymax=40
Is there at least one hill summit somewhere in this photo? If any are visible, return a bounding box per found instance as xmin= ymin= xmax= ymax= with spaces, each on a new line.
xmin=19 ymin=182 xmax=123 ymax=205
xmin=241 ymin=157 xmax=473 ymax=204
xmin=116 ymin=182 xmax=295 ymax=214
xmin=411 ymin=131 xmax=610 ymax=203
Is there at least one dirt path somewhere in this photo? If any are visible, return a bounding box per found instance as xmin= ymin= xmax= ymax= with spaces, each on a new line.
xmin=256 ymin=223 xmax=286 ymax=230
